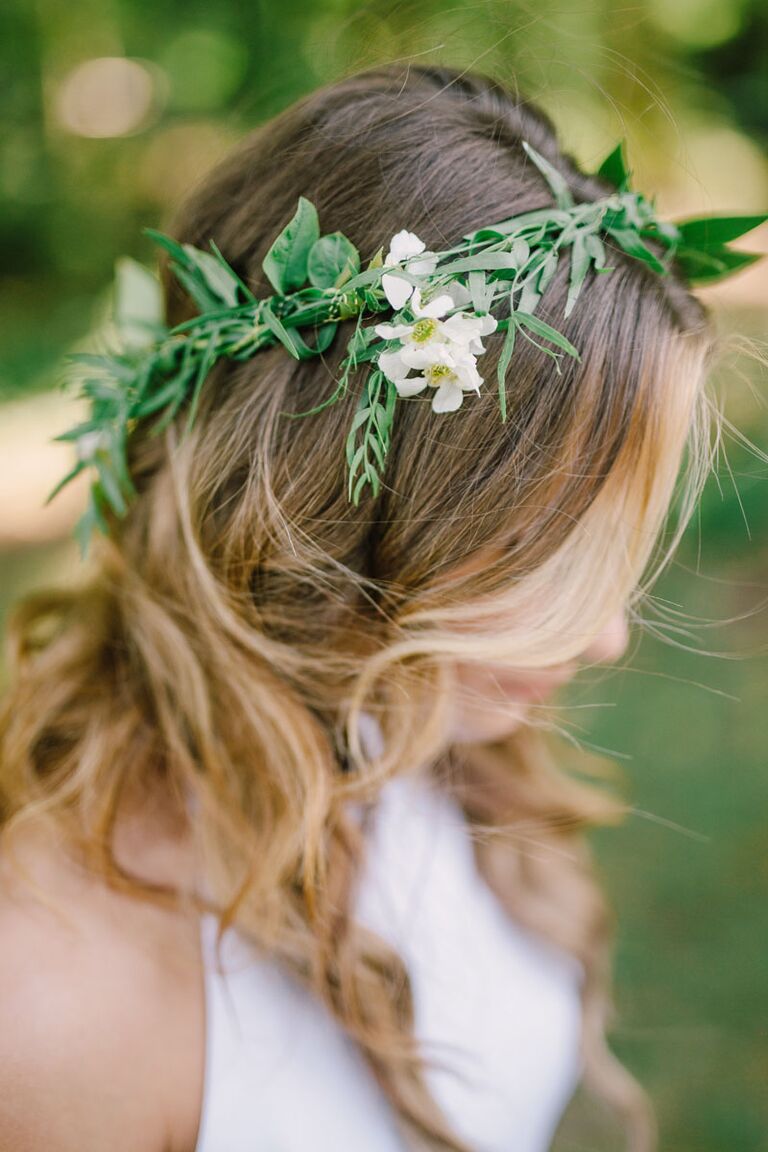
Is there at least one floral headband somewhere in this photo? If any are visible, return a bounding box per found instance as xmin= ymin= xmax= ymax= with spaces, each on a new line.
xmin=46 ymin=140 xmax=766 ymax=557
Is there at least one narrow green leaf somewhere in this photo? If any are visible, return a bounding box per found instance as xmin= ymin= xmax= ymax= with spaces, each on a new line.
xmin=675 ymin=245 xmax=763 ymax=285
xmin=605 ymin=227 xmax=667 ymax=274
xmin=185 ymin=326 xmax=222 ymax=434
xmin=44 ymin=461 xmax=87 ymax=505
xmin=516 ymin=312 xmax=581 ymax=359
xmin=182 ymin=245 xmax=242 ymax=307
xmin=676 ymin=214 xmax=768 ymax=248
xmin=496 ymin=310 xmax=517 ymax=423
xmin=438 ymin=252 xmax=519 ymax=275
xmin=171 ymin=261 xmax=220 ymax=313
xmin=208 ymin=239 xmax=257 ymax=302
xmin=94 ymin=456 xmax=128 ymax=517
xmin=261 ymin=307 xmax=302 ymax=359
xmin=565 ymin=233 xmax=591 ymax=318
xmin=522 ymin=141 xmax=574 ymax=210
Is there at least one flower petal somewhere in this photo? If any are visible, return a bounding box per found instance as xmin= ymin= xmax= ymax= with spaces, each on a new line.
xmin=374 ymin=322 xmax=412 ymax=340
xmin=400 ymin=342 xmax=454 ymax=369
xmin=441 ymin=313 xmax=485 ymax=344
xmin=406 ymin=253 xmax=438 ymax=276
xmin=412 ymin=291 xmax=454 ymax=319
xmin=378 ymin=349 xmax=412 ymax=382
xmin=431 ymin=381 xmax=464 ymax=413
xmin=395 ymin=375 xmax=429 ymax=398
xmin=477 ymin=313 xmax=498 ymax=335
xmin=387 ymin=230 xmax=425 ymax=264
xmin=382 ymin=272 xmax=414 ymax=310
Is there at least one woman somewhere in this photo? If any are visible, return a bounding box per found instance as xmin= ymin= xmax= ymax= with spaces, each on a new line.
xmin=0 ymin=64 xmax=722 ymax=1152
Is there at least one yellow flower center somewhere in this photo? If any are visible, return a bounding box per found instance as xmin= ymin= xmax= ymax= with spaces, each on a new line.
xmin=411 ymin=318 xmax=438 ymax=343
xmin=426 ymin=364 xmax=455 ymax=385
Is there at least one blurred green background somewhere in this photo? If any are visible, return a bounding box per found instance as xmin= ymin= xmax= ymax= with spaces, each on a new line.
xmin=1 ymin=1 xmax=766 ymax=1149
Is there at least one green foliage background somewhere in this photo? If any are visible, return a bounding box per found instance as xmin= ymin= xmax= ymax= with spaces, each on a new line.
xmin=1 ymin=2 xmax=766 ymax=1149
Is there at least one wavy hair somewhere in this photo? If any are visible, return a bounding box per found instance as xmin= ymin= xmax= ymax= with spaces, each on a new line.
xmin=0 ymin=65 xmax=717 ymax=1151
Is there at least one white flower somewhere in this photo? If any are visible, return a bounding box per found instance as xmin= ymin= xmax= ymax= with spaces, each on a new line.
xmin=407 ymin=349 xmax=485 ymax=413
xmin=374 ymin=286 xmax=498 ymax=414
xmin=381 ymin=229 xmax=439 ymax=310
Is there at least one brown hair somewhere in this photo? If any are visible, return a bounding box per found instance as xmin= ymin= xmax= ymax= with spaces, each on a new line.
xmin=0 ymin=64 xmax=716 ymax=1150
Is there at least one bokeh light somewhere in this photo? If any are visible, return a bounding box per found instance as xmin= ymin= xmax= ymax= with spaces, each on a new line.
xmin=53 ymin=55 xmax=161 ymax=138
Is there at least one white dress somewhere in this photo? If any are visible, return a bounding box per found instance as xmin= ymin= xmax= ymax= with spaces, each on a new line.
xmin=192 ymin=718 xmax=584 ymax=1152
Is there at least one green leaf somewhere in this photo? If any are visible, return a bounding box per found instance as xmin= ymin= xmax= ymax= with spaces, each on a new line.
xmin=52 ymin=419 xmax=105 ymax=444
xmin=595 ymin=140 xmax=630 ymax=191
xmin=522 ymin=141 xmax=574 ymax=210
xmin=308 ymin=321 xmax=339 ymax=355
xmin=73 ymin=485 xmax=110 ymax=560
xmin=113 ymin=256 xmax=166 ymax=351
xmin=208 ymin=239 xmax=257 ymax=302
xmin=605 ymin=227 xmax=667 ymax=274
xmin=133 ymin=375 xmax=186 ymax=418
xmin=185 ymin=325 xmax=222 ymax=434
xmin=170 ymin=261 xmax=221 ymax=313
xmin=564 ymin=232 xmax=591 ymax=318
xmin=307 ymin=233 xmax=360 ymax=289
xmin=44 ymin=461 xmax=87 ymax=505
xmin=261 ymin=306 xmax=303 ymax=359
xmin=262 ymin=197 xmax=320 ymax=293
xmin=94 ymin=456 xmax=128 ymax=517
xmin=438 ymin=252 xmax=519 ymax=275
xmin=496 ymin=307 xmax=517 ymax=423
xmin=674 ymin=245 xmax=763 ymax=285
xmin=515 ymin=312 xmax=581 ymax=360
xmin=676 ymin=214 xmax=768 ymax=248
xmin=182 ymin=245 xmax=242 ymax=307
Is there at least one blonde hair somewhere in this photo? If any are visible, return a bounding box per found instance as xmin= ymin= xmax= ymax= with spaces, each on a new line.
xmin=0 ymin=65 xmax=717 ymax=1151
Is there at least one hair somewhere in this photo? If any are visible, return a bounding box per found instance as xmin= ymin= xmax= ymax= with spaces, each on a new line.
xmin=0 ymin=64 xmax=718 ymax=1150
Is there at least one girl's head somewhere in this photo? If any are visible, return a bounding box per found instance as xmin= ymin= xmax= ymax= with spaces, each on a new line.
xmin=130 ymin=62 xmax=712 ymax=762
xmin=2 ymin=64 xmax=716 ymax=1151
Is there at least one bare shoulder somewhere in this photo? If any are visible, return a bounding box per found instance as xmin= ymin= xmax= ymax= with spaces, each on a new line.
xmin=0 ymin=809 xmax=205 ymax=1152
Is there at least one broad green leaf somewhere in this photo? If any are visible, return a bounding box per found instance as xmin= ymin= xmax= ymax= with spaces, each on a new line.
xmin=309 ymin=322 xmax=339 ymax=355
xmin=307 ymin=233 xmax=360 ymax=289
xmin=262 ymin=197 xmax=320 ymax=293
xmin=676 ymin=214 xmax=768 ymax=248
xmin=595 ymin=141 xmax=630 ymax=191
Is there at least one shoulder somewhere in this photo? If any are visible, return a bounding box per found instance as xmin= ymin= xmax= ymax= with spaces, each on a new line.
xmin=0 ymin=811 xmax=205 ymax=1152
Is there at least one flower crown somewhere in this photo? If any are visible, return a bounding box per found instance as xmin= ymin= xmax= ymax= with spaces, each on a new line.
xmin=47 ymin=140 xmax=766 ymax=557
